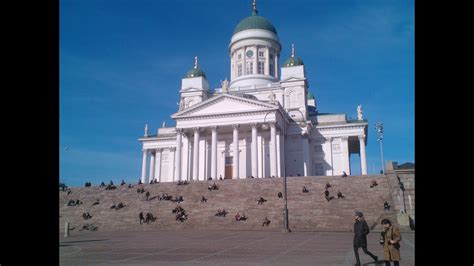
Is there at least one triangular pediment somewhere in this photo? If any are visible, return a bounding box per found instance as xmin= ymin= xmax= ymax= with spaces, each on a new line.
xmin=280 ymin=77 xmax=305 ymax=83
xmin=172 ymin=94 xmax=277 ymax=118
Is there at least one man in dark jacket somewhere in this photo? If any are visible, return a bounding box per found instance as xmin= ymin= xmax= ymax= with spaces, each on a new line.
xmin=353 ymin=211 xmax=378 ymax=266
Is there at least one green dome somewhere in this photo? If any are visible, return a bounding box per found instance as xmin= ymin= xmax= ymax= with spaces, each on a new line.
xmin=233 ymin=11 xmax=277 ymax=35
xmin=307 ymin=91 xmax=315 ymax=100
xmin=185 ymin=66 xmax=206 ymax=79
xmin=283 ymin=56 xmax=304 ymax=67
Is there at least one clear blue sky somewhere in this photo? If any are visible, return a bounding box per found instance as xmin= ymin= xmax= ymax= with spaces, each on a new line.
xmin=60 ymin=0 xmax=414 ymax=187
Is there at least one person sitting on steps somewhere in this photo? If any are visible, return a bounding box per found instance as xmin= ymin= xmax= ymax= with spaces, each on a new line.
xmin=342 ymin=171 xmax=348 ymax=178
xmin=325 ymin=182 xmax=332 ymax=189
xmin=302 ymin=186 xmax=309 ymax=193
xmin=277 ymin=192 xmax=283 ymax=198
xmin=257 ymin=197 xmax=267 ymax=205
xmin=201 ymin=196 xmax=207 ymax=203
xmin=384 ymin=201 xmax=390 ymax=211
xmin=235 ymin=212 xmax=241 ymax=221
xmin=262 ymin=217 xmax=270 ymax=227
xmin=337 ymin=191 xmax=345 ymax=199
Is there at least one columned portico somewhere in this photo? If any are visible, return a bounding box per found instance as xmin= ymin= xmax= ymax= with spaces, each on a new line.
xmin=359 ymin=135 xmax=368 ymax=175
xmin=211 ymin=126 xmax=218 ymax=180
xmin=192 ymin=127 xmax=200 ymax=180
xmin=141 ymin=149 xmax=148 ymax=184
xmin=233 ymin=124 xmax=240 ymax=179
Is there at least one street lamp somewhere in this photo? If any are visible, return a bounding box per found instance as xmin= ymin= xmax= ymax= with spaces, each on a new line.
xmin=375 ymin=122 xmax=385 ymax=174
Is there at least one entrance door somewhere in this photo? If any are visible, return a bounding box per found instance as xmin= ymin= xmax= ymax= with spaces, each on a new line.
xmin=225 ymin=156 xmax=233 ymax=179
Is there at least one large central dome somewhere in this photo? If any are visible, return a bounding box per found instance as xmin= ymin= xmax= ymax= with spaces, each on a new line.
xmin=233 ymin=12 xmax=277 ymax=35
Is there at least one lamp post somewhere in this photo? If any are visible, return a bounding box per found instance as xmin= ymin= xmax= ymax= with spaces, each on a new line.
xmin=375 ymin=122 xmax=384 ymax=174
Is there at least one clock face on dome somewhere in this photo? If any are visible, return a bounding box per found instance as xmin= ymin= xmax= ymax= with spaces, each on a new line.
xmin=246 ymin=50 xmax=254 ymax=58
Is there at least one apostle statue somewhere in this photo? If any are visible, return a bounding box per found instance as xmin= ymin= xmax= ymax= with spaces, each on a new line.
xmin=357 ymin=105 xmax=363 ymax=120
xmin=144 ymin=123 xmax=149 ymax=136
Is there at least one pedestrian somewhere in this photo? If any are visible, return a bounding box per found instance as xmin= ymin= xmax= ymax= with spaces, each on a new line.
xmin=353 ymin=211 xmax=378 ymax=266
xmin=139 ymin=212 xmax=145 ymax=224
xmin=380 ymin=219 xmax=401 ymax=266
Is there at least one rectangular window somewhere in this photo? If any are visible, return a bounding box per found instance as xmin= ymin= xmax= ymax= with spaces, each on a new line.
xmin=238 ymin=54 xmax=242 ymax=60
xmin=258 ymin=62 xmax=264 ymax=74
xmin=259 ymin=51 xmax=264 ymax=57
xmin=237 ymin=64 xmax=242 ymax=77
xmin=270 ymin=54 xmax=274 ymax=59
xmin=270 ymin=64 xmax=274 ymax=76
xmin=246 ymin=62 xmax=253 ymax=74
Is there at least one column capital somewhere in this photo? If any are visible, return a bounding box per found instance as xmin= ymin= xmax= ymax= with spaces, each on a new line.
xmin=169 ymin=147 xmax=176 ymax=152
xmin=211 ymin=125 xmax=218 ymax=131
xmin=341 ymin=136 xmax=349 ymax=141
xmin=193 ymin=127 xmax=200 ymax=132
xmin=232 ymin=124 xmax=240 ymax=130
xmin=176 ymin=128 xmax=184 ymax=133
xmin=251 ymin=122 xmax=258 ymax=129
xmin=358 ymin=135 xmax=366 ymax=141
xmin=156 ymin=148 xmax=163 ymax=153
xmin=142 ymin=149 xmax=148 ymax=152
xmin=269 ymin=122 xmax=276 ymax=128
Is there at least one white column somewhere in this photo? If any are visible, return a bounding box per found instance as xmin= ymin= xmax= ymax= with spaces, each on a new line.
xmin=328 ymin=137 xmax=334 ymax=176
xmin=182 ymin=134 xmax=189 ymax=181
xmin=254 ymin=45 xmax=258 ymax=74
xmin=270 ymin=123 xmax=277 ymax=177
xmin=169 ymin=147 xmax=176 ymax=182
xmin=251 ymin=123 xmax=258 ymax=178
xmin=359 ymin=135 xmax=368 ymax=175
xmin=141 ymin=149 xmax=148 ymax=184
xmin=175 ymin=129 xmax=182 ymax=181
xmin=242 ymin=47 xmax=246 ymax=75
xmin=230 ymin=52 xmax=234 ymax=80
xmin=155 ymin=149 xmax=162 ymax=182
xmin=264 ymin=46 xmax=270 ymax=75
xmin=342 ymin=136 xmax=350 ymax=175
xmin=149 ymin=152 xmax=156 ymax=183
xmin=302 ymin=135 xmax=309 ymax=176
xmin=281 ymin=129 xmax=286 ymax=177
xmin=193 ymin=127 xmax=200 ymax=181
xmin=233 ymin=124 xmax=240 ymax=179
xmin=257 ymin=134 xmax=263 ymax=178
xmin=276 ymin=131 xmax=281 ymax=177
xmin=211 ymin=126 xmax=217 ymax=180
xmin=274 ymin=54 xmax=279 ymax=78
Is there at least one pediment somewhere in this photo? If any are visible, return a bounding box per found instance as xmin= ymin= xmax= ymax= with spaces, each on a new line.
xmin=280 ymin=77 xmax=305 ymax=83
xmin=172 ymin=94 xmax=277 ymax=118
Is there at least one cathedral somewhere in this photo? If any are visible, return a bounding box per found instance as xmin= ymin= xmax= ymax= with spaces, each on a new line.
xmin=139 ymin=1 xmax=368 ymax=183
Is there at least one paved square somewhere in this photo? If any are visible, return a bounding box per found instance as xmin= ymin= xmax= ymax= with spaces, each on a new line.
xmin=60 ymin=230 xmax=414 ymax=265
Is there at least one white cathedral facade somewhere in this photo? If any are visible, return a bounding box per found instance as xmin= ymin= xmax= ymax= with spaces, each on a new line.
xmin=139 ymin=1 xmax=368 ymax=183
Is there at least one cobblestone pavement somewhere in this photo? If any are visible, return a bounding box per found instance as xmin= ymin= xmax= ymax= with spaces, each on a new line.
xmin=60 ymin=230 xmax=414 ymax=265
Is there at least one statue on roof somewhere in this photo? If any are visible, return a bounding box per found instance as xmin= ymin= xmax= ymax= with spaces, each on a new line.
xmin=221 ymin=78 xmax=229 ymax=93
xmin=162 ymin=121 xmax=166 ymax=128
xmin=268 ymin=91 xmax=276 ymax=103
xmin=179 ymin=98 xmax=185 ymax=111
xmin=357 ymin=105 xmax=363 ymax=120
xmin=144 ymin=123 xmax=149 ymax=137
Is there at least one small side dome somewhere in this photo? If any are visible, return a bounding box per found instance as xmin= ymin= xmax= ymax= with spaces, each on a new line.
xmin=185 ymin=56 xmax=206 ymax=79
xmin=283 ymin=43 xmax=304 ymax=67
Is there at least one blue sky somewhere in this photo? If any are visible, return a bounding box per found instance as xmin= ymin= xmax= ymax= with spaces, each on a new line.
xmin=60 ymin=0 xmax=414 ymax=186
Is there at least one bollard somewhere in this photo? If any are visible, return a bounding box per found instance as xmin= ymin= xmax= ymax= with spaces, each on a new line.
xmin=64 ymin=222 xmax=69 ymax=237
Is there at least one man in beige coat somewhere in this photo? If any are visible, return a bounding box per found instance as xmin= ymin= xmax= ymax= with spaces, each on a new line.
xmin=381 ymin=219 xmax=401 ymax=266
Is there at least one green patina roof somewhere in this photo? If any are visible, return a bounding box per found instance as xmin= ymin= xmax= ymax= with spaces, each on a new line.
xmin=283 ymin=56 xmax=304 ymax=67
xmin=185 ymin=67 xmax=206 ymax=79
xmin=233 ymin=10 xmax=277 ymax=35
xmin=307 ymin=91 xmax=315 ymax=100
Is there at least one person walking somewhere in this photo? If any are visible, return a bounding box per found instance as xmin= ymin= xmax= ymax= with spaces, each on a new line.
xmin=353 ymin=211 xmax=378 ymax=266
xmin=380 ymin=219 xmax=401 ymax=266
